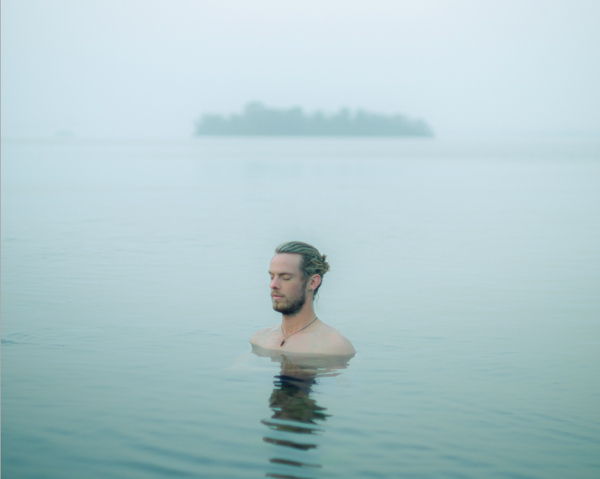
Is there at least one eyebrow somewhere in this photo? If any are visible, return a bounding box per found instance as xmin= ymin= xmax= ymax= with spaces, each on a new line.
xmin=268 ymin=271 xmax=294 ymax=276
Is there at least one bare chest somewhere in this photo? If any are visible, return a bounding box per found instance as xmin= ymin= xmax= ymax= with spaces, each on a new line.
xmin=261 ymin=329 xmax=326 ymax=354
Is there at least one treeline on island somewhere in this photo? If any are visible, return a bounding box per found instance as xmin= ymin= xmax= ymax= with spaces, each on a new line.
xmin=195 ymin=102 xmax=433 ymax=137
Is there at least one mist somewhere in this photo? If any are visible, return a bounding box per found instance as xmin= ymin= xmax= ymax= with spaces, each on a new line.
xmin=2 ymin=0 xmax=599 ymax=139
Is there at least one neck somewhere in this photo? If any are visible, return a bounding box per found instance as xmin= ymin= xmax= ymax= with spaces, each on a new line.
xmin=281 ymin=302 xmax=317 ymax=335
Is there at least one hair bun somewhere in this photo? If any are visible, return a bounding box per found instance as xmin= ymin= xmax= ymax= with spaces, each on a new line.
xmin=321 ymin=254 xmax=330 ymax=274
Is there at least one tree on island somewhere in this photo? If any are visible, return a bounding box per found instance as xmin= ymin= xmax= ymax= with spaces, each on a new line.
xmin=195 ymin=102 xmax=433 ymax=137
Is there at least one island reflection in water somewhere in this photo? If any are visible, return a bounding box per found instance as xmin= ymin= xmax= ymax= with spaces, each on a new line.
xmin=252 ymin=345 xmax=354 ymax=479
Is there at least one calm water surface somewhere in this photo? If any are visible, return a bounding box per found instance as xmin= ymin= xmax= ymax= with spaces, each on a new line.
xmin=2 ymin=138 xmax=600 ymax=478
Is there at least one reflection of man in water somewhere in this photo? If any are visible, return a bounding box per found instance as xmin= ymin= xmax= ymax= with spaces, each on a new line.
xmin=262 ymin=359 xmax=329 ymax=452
xmin=259 ymin=353 xmax=352 ymax=475
xmin=250 ymin=241 xmax=355 ymax=355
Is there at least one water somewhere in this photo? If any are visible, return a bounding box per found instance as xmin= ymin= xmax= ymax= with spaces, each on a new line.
xmin=2 ymin=137 xmax=600 ymax=478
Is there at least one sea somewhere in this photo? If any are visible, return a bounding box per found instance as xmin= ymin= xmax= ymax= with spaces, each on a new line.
xmin=2 ymin=137 xmax=600 ymax=478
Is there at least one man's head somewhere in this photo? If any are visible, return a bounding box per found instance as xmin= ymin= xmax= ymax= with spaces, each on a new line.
xmin=275 ymin=241 xmax=330 ymax=294
xmin=269 ymin=241 xmax=330 ymax=316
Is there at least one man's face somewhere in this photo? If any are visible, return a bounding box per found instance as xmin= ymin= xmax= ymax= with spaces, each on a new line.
xmin=269 ymin=253 xmax=308 ymax=316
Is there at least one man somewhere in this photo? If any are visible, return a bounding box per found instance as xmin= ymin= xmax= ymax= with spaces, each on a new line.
xmin=250 ymin=241 xmax=355 ymax=356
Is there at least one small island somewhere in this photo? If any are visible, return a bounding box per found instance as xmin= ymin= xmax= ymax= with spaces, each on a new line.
xmin=195 ymin=102 xmax=433 ymax=137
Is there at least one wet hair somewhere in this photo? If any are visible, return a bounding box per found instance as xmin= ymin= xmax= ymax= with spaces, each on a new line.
xmin=275 ymin=241 xmax=330 ymax=296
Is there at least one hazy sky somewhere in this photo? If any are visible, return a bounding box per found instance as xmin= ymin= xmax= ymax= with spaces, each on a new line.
xmin=2 ymin=0 xmax=599 ymax=139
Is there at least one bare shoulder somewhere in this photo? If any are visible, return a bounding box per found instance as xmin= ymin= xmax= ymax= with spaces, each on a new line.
xmin=249 ymin=325 xmax=278 ymax=346
xmin=316 ymin=322 xmax=356 ymax=355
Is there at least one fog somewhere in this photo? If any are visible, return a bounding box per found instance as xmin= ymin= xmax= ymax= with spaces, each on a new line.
xmin=2 ymin=0 xmax=599 ymax=139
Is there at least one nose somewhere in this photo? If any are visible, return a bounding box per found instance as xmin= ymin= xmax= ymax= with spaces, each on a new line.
xmin=270 ymin=277 xmax=280 ymax=289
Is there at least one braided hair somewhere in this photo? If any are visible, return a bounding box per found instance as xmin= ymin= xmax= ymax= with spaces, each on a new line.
xmin=275 ymin=241 xmax=330 ymax=296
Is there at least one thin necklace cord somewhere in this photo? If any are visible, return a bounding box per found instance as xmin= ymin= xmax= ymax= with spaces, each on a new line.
xmin=280 ymin=317 xmax=318 ymax=346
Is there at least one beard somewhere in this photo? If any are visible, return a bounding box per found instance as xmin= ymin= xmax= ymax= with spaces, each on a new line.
xmin=272 ymin=287 xmax=307 ymax=316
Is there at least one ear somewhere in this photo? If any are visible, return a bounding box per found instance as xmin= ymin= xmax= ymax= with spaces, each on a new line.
xmin=308 ymin=274 xmax=321 ymax=292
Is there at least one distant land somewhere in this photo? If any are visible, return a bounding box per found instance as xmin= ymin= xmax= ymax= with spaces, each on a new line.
xmin=195 ymin=102 xmax=434 ymax=137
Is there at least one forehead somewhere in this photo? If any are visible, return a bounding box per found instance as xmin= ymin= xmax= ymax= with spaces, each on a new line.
xmin=269 ymin=253 xmax=302 ymax=274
